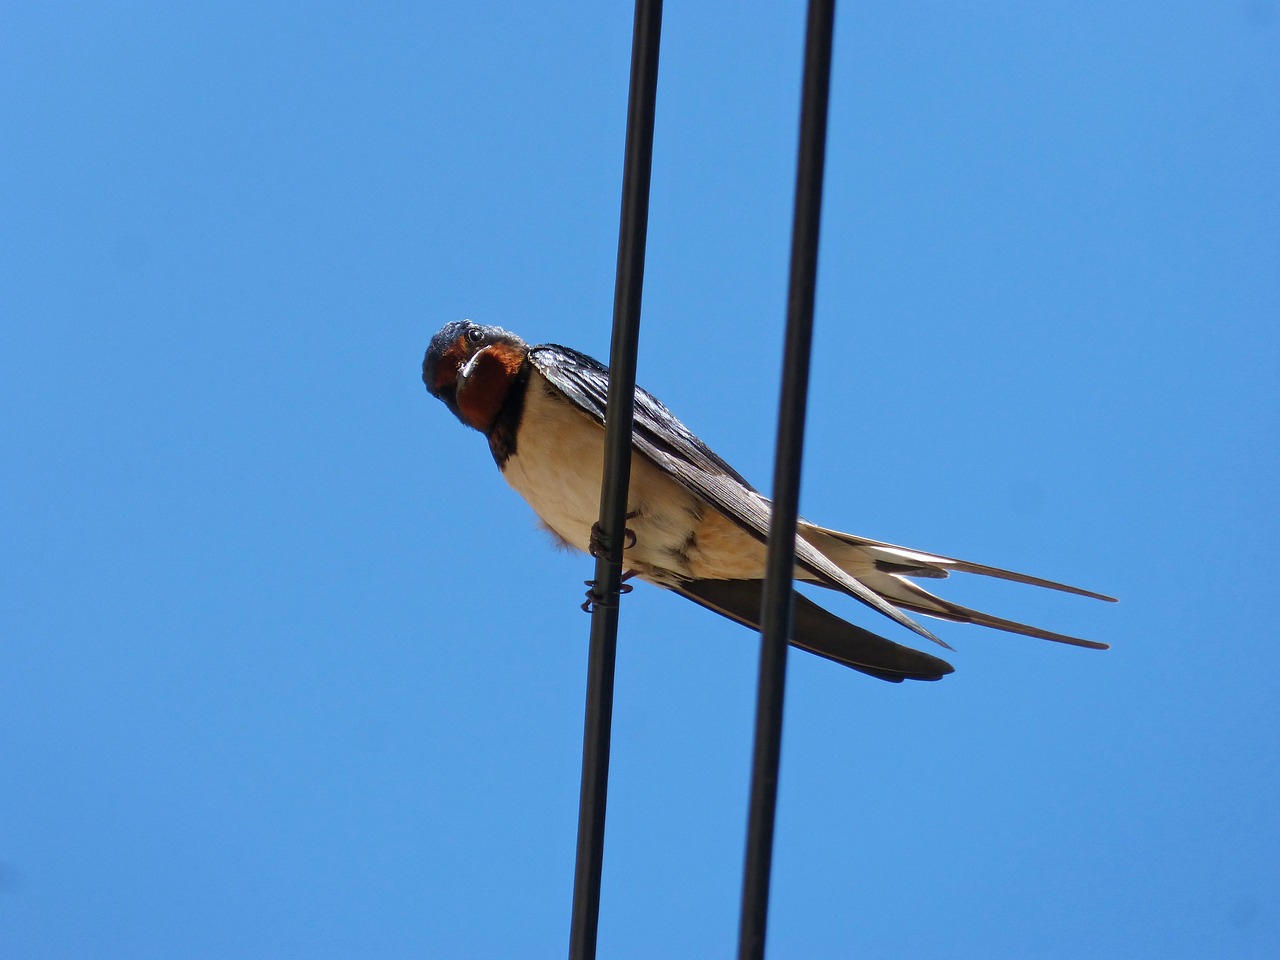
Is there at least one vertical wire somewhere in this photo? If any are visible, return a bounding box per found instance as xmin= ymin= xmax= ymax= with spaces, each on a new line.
xmin=568 ymin=2 xmax=663 ymax=958
xmin=738 ymin=1 xmax=836 ymax=957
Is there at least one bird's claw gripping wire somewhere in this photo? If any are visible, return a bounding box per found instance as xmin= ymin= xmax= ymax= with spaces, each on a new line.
xmin=583 ymin=511 xmax=640 ymax=611
xmin=587 ymin=512 xmax=639 ymax=560
xmin=582 ymin=571 xmax=637 ymax=613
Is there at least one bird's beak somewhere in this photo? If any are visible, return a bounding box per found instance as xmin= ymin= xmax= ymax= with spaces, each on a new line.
xmin=458 ymin=346 xmax=486 ymax=386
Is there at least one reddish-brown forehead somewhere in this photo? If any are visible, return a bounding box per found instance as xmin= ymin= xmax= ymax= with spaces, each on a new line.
xmin=431 ymin=335 xmax=469 ymax=391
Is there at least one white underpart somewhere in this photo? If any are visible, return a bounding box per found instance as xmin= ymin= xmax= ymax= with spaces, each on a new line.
xmin=501 ymin=370 xmax=760 ymax=585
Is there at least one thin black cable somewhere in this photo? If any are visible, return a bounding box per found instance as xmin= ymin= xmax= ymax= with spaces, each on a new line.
xmin=568 ymin=2 xmax=663 ymax=959
xmin=738 ymin=1 xmax=836 ymax=957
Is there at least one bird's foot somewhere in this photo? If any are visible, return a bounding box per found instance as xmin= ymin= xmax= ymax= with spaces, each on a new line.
xmin=587 ymin=511 xmax=639 ymax=559
xmin=581 ymin=570 xmax=637 ymax=613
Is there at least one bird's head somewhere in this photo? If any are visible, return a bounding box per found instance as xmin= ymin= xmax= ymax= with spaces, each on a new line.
xmin=422 ymin=320 xmax=529 ymax=425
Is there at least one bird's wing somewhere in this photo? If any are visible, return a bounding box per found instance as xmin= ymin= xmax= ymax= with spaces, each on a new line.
xmin=529 ymin=345 xmax=945 ymax=646
xmin=528 ymin=344 xmax=755 ymax=487
xmin=669 ymin=578 xmax=953 ymax=682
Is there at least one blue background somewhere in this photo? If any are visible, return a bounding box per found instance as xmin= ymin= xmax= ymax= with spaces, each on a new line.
xmin=3 ymin=2 xmax=1277 ymax=957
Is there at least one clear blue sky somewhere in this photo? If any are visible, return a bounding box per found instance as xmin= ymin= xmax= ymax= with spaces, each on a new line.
xmin=2 ymin=2 xmax=1277 ymax=957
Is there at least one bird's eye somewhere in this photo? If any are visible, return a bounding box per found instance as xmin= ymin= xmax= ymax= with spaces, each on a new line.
xmin=465 ymin=328 xmax=485 ymax=344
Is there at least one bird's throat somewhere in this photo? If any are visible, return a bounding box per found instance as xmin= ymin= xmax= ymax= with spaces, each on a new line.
xmin=455 ymin=343 xmax=530 ymax=464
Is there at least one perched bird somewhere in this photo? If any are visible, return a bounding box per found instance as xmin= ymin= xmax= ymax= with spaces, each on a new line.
xmin=422 ymin=319 xmax=1113 ymax=682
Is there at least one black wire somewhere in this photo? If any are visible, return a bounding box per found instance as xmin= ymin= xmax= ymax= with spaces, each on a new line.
xmin=569 ymin=2 xmax=663 ymax=959
xmin=738 ymin=1 xmax=836 ymax=957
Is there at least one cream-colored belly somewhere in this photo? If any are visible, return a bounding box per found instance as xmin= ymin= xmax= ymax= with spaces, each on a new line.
xmin=501 ymin=372 xmax=768 ymax=584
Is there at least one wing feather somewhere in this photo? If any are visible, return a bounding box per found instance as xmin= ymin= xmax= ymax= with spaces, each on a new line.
xmin=669 ymin=579 xmax=953 ymax=682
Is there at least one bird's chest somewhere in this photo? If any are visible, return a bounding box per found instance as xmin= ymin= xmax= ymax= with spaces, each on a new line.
xmin=499 ymin=374 xmax=715 ymax=583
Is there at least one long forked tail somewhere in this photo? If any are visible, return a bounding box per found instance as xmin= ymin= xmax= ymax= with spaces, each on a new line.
xmin=802 ymin=525 xmax=1116 ymax=650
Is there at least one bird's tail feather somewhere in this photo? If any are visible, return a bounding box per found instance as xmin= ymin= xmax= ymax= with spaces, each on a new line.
xmin=858 ymin=572 xmax=1110 ymax=649
xmin=805 ymin=524 xmax=1116 ymax=601
xmin=800 ymin=524 xmax=1114 ymax=649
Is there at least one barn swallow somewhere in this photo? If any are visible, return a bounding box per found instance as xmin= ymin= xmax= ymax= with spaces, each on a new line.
xmin=422 ymin=319 xmax=1114 ymax=682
